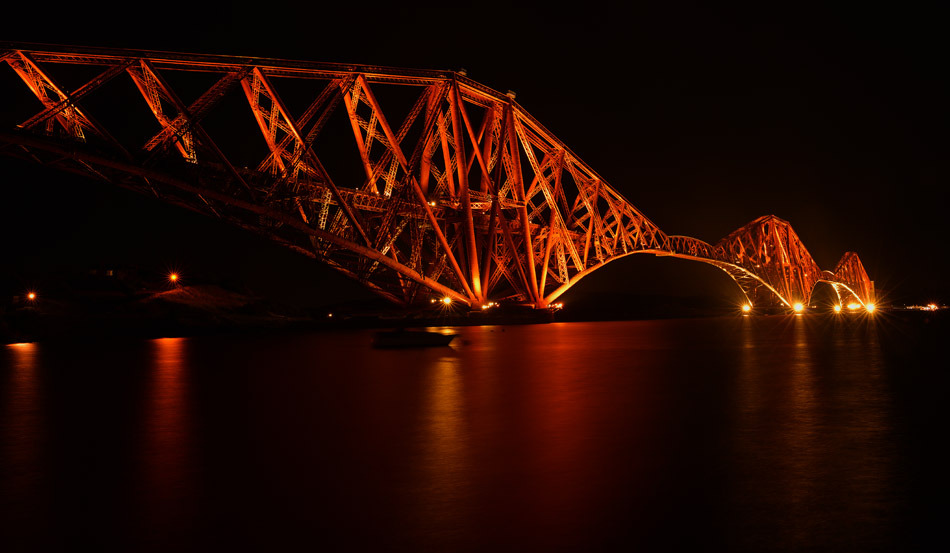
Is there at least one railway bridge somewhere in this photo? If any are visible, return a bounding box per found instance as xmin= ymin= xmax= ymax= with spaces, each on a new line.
xmin=0 ymin=43 xmax=874 ymax=311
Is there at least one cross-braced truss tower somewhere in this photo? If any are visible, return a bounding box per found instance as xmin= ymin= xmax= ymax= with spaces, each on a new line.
xmin=0 ymin=44 xmax=874 ymax=310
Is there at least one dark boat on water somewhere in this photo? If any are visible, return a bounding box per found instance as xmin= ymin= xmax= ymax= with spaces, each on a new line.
xmin=372 ymin=329 xmax=457 ymax=348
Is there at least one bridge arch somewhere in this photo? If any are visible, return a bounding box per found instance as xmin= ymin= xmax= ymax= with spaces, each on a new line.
xmin=810 ymin=279 xmax=872 ymax=309
xmin=543 ymin=248 xmax=795 ymax=309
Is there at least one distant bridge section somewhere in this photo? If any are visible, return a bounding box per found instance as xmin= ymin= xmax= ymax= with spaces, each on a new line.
xmin=0 ymin=43 xmax=873 ymax=310
xmin=663 ymin=216 xmax=874 ymax=309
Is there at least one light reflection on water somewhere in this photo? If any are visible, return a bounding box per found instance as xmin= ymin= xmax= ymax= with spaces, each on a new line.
xmin=136 ymin=337 xmax=196 ymax=540
xmin=731 ymin=315 xmax=897 ymax=551
xmin=0 ymin=342 xmax=44 ymax=547
xmin=0 ymin=316 xmax=929 ymax=551
xmin=413 ymin=354 xmax=473 ymax=543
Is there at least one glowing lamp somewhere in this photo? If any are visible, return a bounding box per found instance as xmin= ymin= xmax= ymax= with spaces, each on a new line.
xmin=441 ymin=296 xmax=452 ymax=305
xmin=865 ymin=303 xmax=875 ymax=313
xmin=847 ymin=302 xmax=861 ymax=310
xmin=833 ymin=305 xmax=842 ymax=313
xmin=741 ymin=304 xmax=751 ymax=313
xmin=27 ymin=292 xmax=36 ymax=301
xmin=793 ymin=302 xmax=804 ymax=313
xmin=168 ymin=272 xmax=179 ymax=283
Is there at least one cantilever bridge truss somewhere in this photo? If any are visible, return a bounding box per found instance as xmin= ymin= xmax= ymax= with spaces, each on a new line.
xmin=0 ymin=44 xmax=874 ymax=310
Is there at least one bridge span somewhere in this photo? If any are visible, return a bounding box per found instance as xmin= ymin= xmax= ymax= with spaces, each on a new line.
xmin=0 ymin=43 xmax=874 ymax=311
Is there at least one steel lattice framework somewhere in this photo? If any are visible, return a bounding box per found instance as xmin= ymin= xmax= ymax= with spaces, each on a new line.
xmin=0 ymin=44 xmax=874 ymax=310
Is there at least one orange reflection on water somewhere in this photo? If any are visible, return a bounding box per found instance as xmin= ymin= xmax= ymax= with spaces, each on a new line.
xmin=732 ymin=315 xmax=894 ymax=549
xmin=415 ymin=354 xmax=473 ymax=538
xmin=410 ymin=323 xmax=629 ymax=547
xmin=1 ymin=342 xmax=44 ymax=526
xmin=781 ymin=316 xmax=820 ymax=511
xmin=518 ymin=323 xmax=598 ymax=531
xmin=139 ymin=337 xmax=194 ymax=526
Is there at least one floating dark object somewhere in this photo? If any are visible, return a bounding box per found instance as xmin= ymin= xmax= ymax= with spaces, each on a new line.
xmin=372 ymin=329 xmax=456 ymax=348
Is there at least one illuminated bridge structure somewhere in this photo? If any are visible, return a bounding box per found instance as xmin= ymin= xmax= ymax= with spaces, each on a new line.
xmin=0 ymin=44 xmax=874 ymax=311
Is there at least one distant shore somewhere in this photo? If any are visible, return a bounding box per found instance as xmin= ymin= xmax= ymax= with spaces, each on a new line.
xmin=4 ymin=271 xmax=944 ymax=345
xmin=5 ymin=297 xmax=944 ymax=345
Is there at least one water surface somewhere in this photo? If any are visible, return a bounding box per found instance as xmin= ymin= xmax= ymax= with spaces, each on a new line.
xmin=1 ymin=315 xmax=946 ymax=551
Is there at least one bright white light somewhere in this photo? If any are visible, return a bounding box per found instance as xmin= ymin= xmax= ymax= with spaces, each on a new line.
xmin=865 ymin=303 xmax=875 ymax=313
xmin=847 ymin=302 xmax=861 ymax=310
xmin=741 ymin=304 xmax=751 ymax=313
xmin=793 ymin=302 xmax=804 ymax=313
xmin=833 ymin=305 xmax=842 ymax=313
xmin=27 ymin=292 xmax=36 ymax=301
xmin=441 ymin=296 xmax=452 ymax=305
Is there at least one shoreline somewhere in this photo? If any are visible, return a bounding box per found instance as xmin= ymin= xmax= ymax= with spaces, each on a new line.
xmin=4 ymin=308 xmax=943 ymax=346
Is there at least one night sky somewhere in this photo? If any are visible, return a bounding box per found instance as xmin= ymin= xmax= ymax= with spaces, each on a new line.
xmin=1 ymin=2 xmax=946 ymax=307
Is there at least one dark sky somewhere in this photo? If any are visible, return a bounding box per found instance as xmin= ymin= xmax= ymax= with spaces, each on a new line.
xmin=1 ymin=1 xmax=946 ymax=306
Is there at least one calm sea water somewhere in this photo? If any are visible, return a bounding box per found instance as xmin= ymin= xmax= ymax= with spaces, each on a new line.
xmin=1 ymin=315 xmax=946 ymax=551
